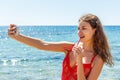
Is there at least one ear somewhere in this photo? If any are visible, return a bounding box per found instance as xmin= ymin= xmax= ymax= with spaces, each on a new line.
xmin=92 ymin=28 xmax=96 ymax=35
xmin=93 ymin=28 xmax=96 ymax=33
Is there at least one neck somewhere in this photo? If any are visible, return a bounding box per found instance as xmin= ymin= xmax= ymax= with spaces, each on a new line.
xmin=83 ymin=40 xmax=94 ymax=52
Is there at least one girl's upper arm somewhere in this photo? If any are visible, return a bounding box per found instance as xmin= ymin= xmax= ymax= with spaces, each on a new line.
xmin=15 ymin=34 xmax=74 ymax=53
xmin=87 ymin=55 xmax=104 ymax=80
xmin=38 ymin=41 xmax=74 ymax=53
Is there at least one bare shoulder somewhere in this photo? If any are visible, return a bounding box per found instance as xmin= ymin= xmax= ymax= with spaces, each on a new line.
xmin=93 ymin=55 xmax=104 ymax=65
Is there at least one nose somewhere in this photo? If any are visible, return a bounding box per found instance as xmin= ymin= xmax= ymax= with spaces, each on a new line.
xmin=78 ymin=29 xmax=83 ymax=34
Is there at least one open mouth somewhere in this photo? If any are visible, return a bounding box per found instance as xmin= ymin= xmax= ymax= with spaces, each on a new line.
xmin=80 ymin=36 xmax=85 ymax=39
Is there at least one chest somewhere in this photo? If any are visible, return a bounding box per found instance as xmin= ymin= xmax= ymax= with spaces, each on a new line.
xmin=62 ymin=52 xmax=94 ymax=78
xmin=69 ymin=51 xmax=93 ymax=68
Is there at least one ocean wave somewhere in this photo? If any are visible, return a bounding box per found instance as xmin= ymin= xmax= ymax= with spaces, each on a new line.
xmin=0 ymin=56 xmax=63 ymax=66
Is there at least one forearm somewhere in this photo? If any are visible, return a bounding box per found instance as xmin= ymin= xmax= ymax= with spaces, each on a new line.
xmin=10 ymin=34 xmax=45 ymax=49
xmin=77 ymin=56 xmax=86 ymax=80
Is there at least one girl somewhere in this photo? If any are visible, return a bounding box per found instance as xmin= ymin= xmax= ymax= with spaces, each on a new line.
xmin=8 ymin=13 xmax=113 ymax=80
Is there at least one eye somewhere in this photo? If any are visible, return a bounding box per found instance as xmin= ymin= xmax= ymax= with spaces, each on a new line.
xmin=78 ymin=27 xmax=80 ymax=30
xmin=82 ymin=27 xmax=86 ymax=30
xmin=82 ymin=27 xmax=87 ymax=30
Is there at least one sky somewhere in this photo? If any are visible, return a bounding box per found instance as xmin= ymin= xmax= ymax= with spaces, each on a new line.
xmin=0 ymin=0 xmax=120 ymax=26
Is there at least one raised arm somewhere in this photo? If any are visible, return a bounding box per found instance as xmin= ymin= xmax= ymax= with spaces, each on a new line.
xmin=8 ymin=24 xmax=74 ymax=53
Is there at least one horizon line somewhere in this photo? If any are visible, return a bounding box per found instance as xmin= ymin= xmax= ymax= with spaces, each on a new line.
xmin=0 ymin=24 xmax=120 ymax=26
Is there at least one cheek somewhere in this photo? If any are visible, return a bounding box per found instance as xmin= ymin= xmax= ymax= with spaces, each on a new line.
xmin=86 ymin=31 xmax=95 ymax=39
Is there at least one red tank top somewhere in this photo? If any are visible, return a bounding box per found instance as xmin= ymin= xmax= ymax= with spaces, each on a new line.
xmin=61 ymin=46 xmax=96 ymax=80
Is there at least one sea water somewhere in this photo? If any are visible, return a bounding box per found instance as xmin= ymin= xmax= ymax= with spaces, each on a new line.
xmin=0 ymin=25 xmax=120 ymax=80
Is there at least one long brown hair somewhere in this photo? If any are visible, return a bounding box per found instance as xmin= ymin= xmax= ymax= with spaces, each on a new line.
xmin=79 ymin=13 xmax=113 ymax=66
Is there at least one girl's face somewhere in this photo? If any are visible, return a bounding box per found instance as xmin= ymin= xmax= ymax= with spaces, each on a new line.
xmin=78 ymin=21 xmax=96 ymax=43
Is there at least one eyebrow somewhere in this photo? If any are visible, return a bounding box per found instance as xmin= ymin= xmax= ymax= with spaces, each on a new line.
xmin=78 ymin=26 xmax=86 ymax=29
xmin=81 ymin=26 xmax=87 ymax=28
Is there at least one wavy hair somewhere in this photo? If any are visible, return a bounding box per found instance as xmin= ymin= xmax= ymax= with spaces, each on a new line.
xmin=79 ymin=14 xmax=113 ymax=66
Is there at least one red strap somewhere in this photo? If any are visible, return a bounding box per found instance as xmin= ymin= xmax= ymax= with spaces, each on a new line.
xmin=91 ymin=55 xmax=96 ymax=63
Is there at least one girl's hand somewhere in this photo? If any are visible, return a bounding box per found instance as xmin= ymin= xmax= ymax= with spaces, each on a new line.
xmin=8 ymin=24 xmax=19 ymax=37
xmin=72 ymin=42 xmax=84 ymax=63
xmin=73 ymin=46 xmax=83 ymax=58
xmin=73 ymin=42 xmax=83 ymax=57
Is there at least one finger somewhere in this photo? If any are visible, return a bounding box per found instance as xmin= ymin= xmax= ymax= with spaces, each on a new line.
xmin=8 ymin=29 xmax=15 ymax=35
xmin=72 ymin=47 xmax=78 ymax=52
xmin=75 ymin=47 xmax=83 ymax=55
xmin=8 ymin=28 xmax=16 ymax=34
xmin=76 ymin=50 xmax=80 ymax=53
xmin=74 ymin=47 xmax=82 ymax=51
xmin=10 ymin=24 xmax=16 ymax=28
xmin=74 ymin=43 xmax=78 ymax=47
xmin=10 ymin=24 xmax=16 ymax=27
xmin=9 ymin=25 xmax=17 ymax=31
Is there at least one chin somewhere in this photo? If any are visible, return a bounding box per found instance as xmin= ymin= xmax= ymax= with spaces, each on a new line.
xmin=80 ymin=39 xmax=84 ymax=42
